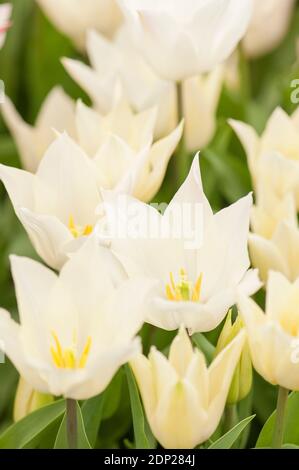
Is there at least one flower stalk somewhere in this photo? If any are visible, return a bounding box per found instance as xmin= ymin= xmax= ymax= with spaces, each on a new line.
xmin=66 ymin=398 xmax=78 ymax=450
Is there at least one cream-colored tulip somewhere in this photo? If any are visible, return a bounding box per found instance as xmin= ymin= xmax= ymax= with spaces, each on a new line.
xmin=62 ymin=28 xmax=177 ymax=138
xmin=13 ymin=377 xmax=54 ymax=422
xmin=1 ymin=87 xmax=76 ymax=172
xmin=242 ymin=0 xmax=295 ymax=58
xmin=230 ymin=108 xmax=299 ymax=208
xmin=0 ymin=240 xmax=154 ymax=399
xmin=1 ymin=94 xmax=183 ymax=201
xmin=238 ymin=271 xmax=299 ymax=390
xmin=131 ymin=326 xmax=245 ymax=449
xmin=119 ymin=0 xmax=253 ymax=82
xmin=182 ymin=66 xmax=224 ymax=152
xmin=36 ymin=0 xmax=122 ymax=49
xmin=100 ymin=155 xmax=261 ymax=333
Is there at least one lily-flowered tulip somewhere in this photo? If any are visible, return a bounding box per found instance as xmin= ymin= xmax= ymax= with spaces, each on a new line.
xmin=118 ymin=0 xmax=253 ymax=81
xmin=242 ymin=0 xmax=295 ymax=58
xmin=249 ymin=187 xmax=299 ymax=283
xmin=0 ymin=133 xmax=102 ymax=269
xmin=183 ymin=66 xmax=224 ymax=151
xmin=1 ymin=87 xmax=76 ymax=172
xmin=0 ymin=3 xmax=11 ymax=49
xmin=230 ymin=108 xmax=299 ymax=208
xmin=238 ymin=271 xmax=299 ymax=390
xmin=100 ymin=155 xmax=261 ymax=333
xmin=36 ymin=0 xmax=122 ymax=49
xmin=0 ymin=240 xmax=154 ymax=399
xmin=13 ymin=377 xmax=54 ymax=422
xmin=62 ymin=28 xmax=177 ymax=138
xmin=1 ymin=95 xmax=183 ymax=200
xmin=131 ymin=326 xmax=245 ymax=449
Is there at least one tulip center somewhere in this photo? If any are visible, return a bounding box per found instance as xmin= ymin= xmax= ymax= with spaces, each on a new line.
xmin=68 ymin=215 xmax=93 ymax=238
xmin=50 ymin=331 xmax=92 ymax=369
xmin=166 ymin=269 xmax=202 ymax=302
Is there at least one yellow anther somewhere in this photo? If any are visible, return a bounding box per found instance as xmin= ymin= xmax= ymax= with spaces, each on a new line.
xmin=68 ymin=215 xmax=93 ymax=238
xmin=50 ymin=331 xmax=92 ymax=369
xmin=166 ymin=270 xmax=203 ymax=303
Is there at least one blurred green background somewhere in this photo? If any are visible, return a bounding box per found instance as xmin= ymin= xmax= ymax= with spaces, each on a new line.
xmin=0 ymin=0 xmax=298 ymax=447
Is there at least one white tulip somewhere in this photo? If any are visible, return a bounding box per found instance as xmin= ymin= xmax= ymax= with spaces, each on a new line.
xmin=0 ymin=133 xmax=102 ymax=269
xmin=183 ymin=66 xmax=224 ymax=151
xmin=99 ymin=155 xmax=261 ymax=333
xmin=1 ymin=87 xmax=76 ymax=172
xmin=62 ymin=28 xmax=177 ymax=138
xmin=230 ymin=108 xmax=299 ymax=209
xmin=238 ymin=271 xmax=299 ymax=390
xmin=1 ymin=93 xmax=183 ymax=202
xmin=131 ymin=326 xmax=245 ymax=449
xmin=0 ymin=3 xmax=12 ymax=49
xmin=0 ymin=240 xmax=154 ymax=399
xmin=36 ymin=0 xmax=122 ymax=49
xmin=118 ymin=0 xmax=253 ymax=81
xmin=243 ymin=0 xmax=295 ymax=58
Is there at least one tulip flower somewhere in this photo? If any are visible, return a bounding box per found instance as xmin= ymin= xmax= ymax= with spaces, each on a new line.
xmin=0 ymin=240 xmax=154 ymax=399
xmin=62 ymin=28 xmax=177 ymax=138
xmin=36 ymin=0 xmax=122 ymax=50
xmin=230 ymin=108 xmax=299 ymax=208
xmin=182 ymin=66 xmax=224 ymax=151
xmin=238 ymin=271 xmax=299 ymax=391
xmin=215 ymin=311 xmax=252 ymax=405
xmin=131 ymin=326 xmax=245 ymax=449
xmin=249 ymin=187 xmax=299 ymax=282
xmin=118 ymin=0 xmax=253 ymax=82
xmin=0 ymin=3 xmax=12 ymax=49
xmin=100 ymin=155 xmax=261 ymax=333
xmin=1 ymin=87 xmax=76 ymax=172
xmin=13 ymin=377 xmax=54 ymax=422
xmin=0 ymin=133 xmax=102 ymax=269
xmin=242 ymin=0 xmax=295 ymax=58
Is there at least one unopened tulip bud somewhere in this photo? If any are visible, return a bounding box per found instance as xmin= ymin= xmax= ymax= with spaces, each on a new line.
xmin=215 ymin=310 xmax=252 ymax=404
xmin=14 ymin=377 xmax=54 ymax=422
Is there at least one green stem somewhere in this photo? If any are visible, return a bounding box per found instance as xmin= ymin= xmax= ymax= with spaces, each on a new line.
xmin=223 ymin=404 xmax=238 ymax=434
xmin=175 ymin=81 xmax=190 ymax=184
xmin=66 ymin=398 xmax=77 ymax=449
xmin=272 ymin=387 xmax=289 ymax=449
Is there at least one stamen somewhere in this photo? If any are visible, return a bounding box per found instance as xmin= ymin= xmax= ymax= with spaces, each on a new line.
xmin=166 ymin=269 xmax=203 ymax=303
xmin=68 ymin=215 xmax=93 ymax=238
xmin=50 ymin=331 xmax=92 ymax=369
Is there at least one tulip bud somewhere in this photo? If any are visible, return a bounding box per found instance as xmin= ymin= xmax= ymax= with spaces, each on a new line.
xmin=215 ymin=310 xmax=252 ymax=405
xmin=13 ymin=377 xmax=54 ymax=422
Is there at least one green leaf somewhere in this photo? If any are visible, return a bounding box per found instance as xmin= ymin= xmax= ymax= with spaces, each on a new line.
xmin=125 ymin=364 xmax=153 ymax=449
xmin=0 ymin=399 xmax=65 ymax=449
xmin=256 ymin=392 xmax=299 ymax=448
xmin=192 ymin=333 xmax=215 ymax=364
xmin=82 ymin=393 xmax=106 ymax=448
xmin=209 ymin=415 xmax=255 ymax=449
xmin=282 ymin=444 xmax=299 ymax=449
xmin=54 ymin=401 xmax=91 ymax=449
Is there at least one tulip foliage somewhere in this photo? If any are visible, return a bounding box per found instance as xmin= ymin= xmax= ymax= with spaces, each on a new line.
xmin=0 ymin=0 xmax=299 ymax=451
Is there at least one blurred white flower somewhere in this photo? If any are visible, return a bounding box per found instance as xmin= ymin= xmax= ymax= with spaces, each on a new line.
xmin=36 ymin=0 xmax=122 ymax=49
xmin=183 ymin=66 xmax=224 ymax=152
xmin=0 ymin=3 xmax=12 ymax=49
xmin=100 ymin=155 xmax=261 ymax=334
xmin=118 ymin=0 xmax=253 ymax=81
xmin=131 ymin=326 xmax=245 ymax=448
xmin=243 ymin=0 xmax=295 ymax=58
xmin=230 ymin=108 xmax=299 ymax=209
xmin=0 ymin=240 xmax=154 ymax=399
xmin=62 ymin=28 xmax=177 ymax=138
xmin=1 ymin=87 xmax=76 ymax=172
xmin=238 ymin=271 xmax=299 ymax=390
xmin=1 ymin=93 xmax=183 ymax=202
